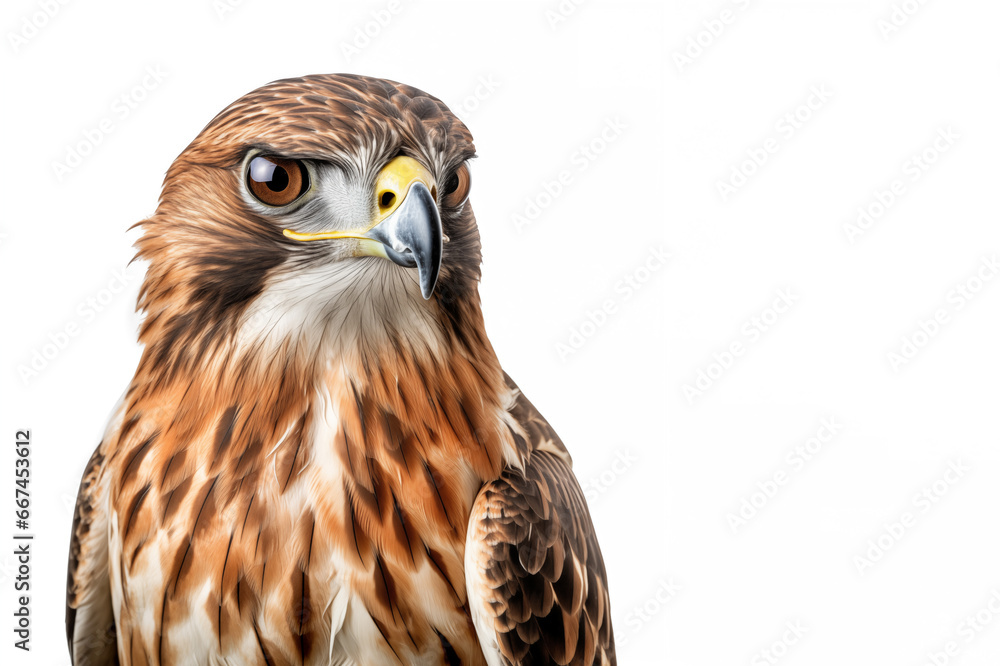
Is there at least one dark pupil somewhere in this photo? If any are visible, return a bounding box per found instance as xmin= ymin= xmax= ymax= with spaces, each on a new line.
xmin=266 ymin=165 xmax=289 ymax=191
xmin=250 ymin=158 xmax=290 ymax=192
xmin=445 ymin=173 xmax=459 ymax=195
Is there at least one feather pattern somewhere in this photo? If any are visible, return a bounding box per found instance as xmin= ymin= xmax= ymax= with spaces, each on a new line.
xmin=466 ymin=381 xmax=616 ymax=666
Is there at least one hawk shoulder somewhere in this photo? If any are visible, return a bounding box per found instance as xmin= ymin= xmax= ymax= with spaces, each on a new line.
xmin=466 ymin=377 xmax=615 ymax=665
xmin=66 ymin=436 xmax=118 ymax=665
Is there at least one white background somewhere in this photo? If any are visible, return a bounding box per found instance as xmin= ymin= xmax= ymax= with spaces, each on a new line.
xmin=2 ymin=0 xmax=1000 ymax=664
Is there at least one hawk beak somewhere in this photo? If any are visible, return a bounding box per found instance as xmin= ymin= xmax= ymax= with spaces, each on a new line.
xmin=282 ymin=156 xmax=443 ymax=300
xmin=365 ymin=158 xmax=443 ymax=300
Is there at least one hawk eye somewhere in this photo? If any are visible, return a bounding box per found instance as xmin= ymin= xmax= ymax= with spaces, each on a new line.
xmin=246 ymin=156 xmax=309 ymax=206
xmin=441 ymin=163 xmax=471 ymax=208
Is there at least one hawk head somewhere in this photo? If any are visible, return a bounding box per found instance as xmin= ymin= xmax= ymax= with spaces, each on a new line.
xmin=135 ymin=74 xmax=484 ymax=370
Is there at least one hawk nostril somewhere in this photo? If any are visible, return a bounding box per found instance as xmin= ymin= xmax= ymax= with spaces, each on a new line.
xmin=379 ymin=191 xmax=396 ymax=209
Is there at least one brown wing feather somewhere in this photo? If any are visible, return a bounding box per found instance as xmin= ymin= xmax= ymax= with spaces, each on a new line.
xmin=467 ymin=380 xmax=615 ymax=665
xmin=503 ymin=371 xmax=573 ymax=466
xmin=66 ymin=439 xmax=119 ymax=664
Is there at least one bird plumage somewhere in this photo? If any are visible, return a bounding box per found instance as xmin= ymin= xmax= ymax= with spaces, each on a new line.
xmin=66 ymin=73 xmax=615 ymax=665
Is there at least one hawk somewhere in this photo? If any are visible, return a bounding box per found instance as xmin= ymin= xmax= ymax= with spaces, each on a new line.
xmin=65 ymin=74 xmax=615 ymax=665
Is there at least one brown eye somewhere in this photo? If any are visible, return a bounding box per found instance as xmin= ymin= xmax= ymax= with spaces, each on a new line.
xmin=441 ymin=163 xmax=471 ymax=208
xmin=246 ymin=155 xmax=309 ymax=206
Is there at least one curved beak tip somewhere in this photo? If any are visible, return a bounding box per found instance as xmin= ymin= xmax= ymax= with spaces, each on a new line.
xmin=417 ymin=261 xmax=441 ymax=301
